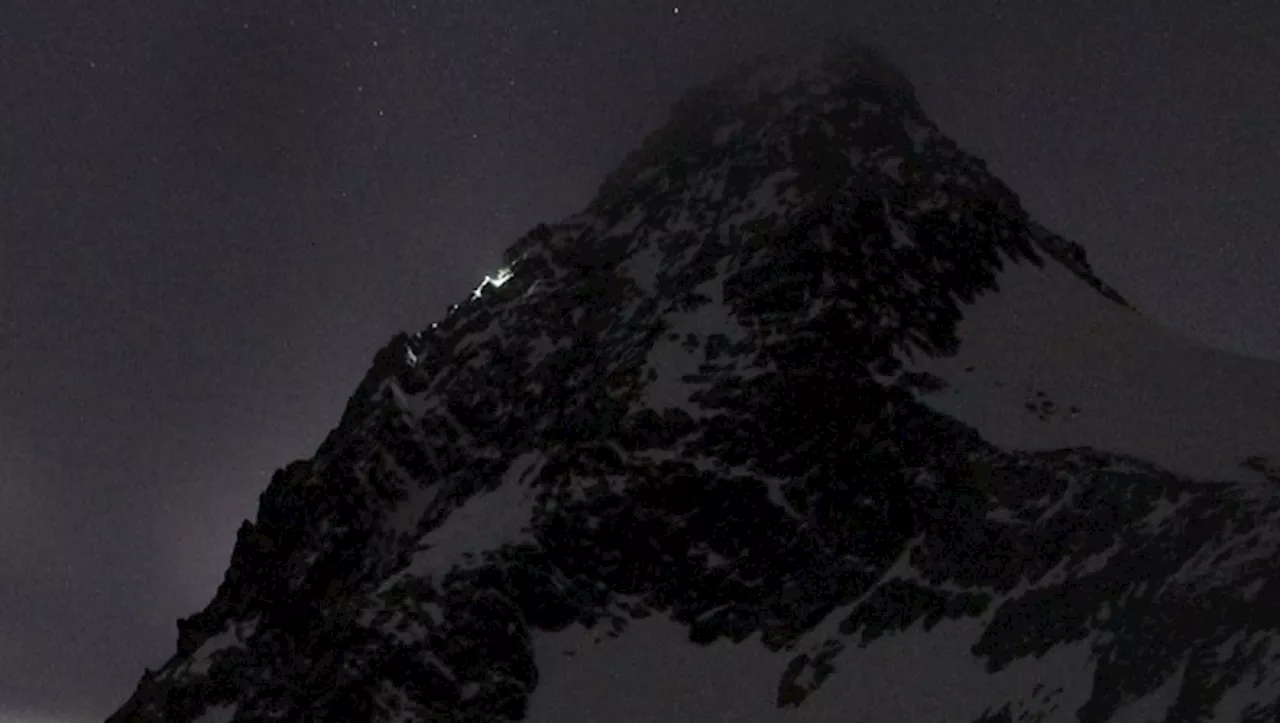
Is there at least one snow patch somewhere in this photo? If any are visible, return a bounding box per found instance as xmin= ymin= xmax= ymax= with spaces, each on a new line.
xmin=386 ymin=380 xmax=430 ymax=419
xmin=619 ymin=241 xmax=666 ymax=296
xmin=187 ymin=621 xmax=250 ymax=675
xmin=1213 ymin=635 xmax=1280 ymax=721
xmin=1139 ymin=497 xmax=1179 ymax=535
xmin=378 ymin=452 xmax=543 ymax=590
xmin=722 ymin=169 xmax=799 ymax=228
xmin=901 ymin=254 xmax=1280 ymax=483
xmin=1107 ymin=652 xmax=1189 ymax=723
xmin=607 ymin=208 xmax=647 ymax=237
xmin=1076 ymin=538 xmax=1121 ymax=576
xmin=522 ymin=609 xmax=1099 ymax=723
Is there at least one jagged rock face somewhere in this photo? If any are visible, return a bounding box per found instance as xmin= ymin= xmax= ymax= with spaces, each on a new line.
xmin=109 ymin=37 xmax=1280 ymax=723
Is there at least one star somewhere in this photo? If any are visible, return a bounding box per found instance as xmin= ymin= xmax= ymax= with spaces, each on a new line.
xmin=673 ymin=6 xmax=680 ymax=14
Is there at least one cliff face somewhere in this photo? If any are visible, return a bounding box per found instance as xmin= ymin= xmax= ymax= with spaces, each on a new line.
xmin=109 ymin=36 xmax=1280 ymax=723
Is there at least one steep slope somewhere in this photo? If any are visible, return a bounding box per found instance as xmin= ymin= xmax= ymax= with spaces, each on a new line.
xmin=108 ymin=35 xmax=1280 ymax=723
xmin=898 ymin=231 xmax=1280 ymax=484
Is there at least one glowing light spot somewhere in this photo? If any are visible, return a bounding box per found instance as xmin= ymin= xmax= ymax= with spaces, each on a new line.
xmin=471 ymin=266 xmax=514 ymax=300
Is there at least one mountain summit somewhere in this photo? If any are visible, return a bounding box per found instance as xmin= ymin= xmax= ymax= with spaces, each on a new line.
xmin=109 ymin=38 xmax=1280 ymax=723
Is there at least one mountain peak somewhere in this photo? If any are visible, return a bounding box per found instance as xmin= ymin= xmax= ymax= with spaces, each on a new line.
xmin=107 ymin=36 xmax=1280 ymax=723
xmin=591 ymin=35 xmax=1125 ymax=310
xmin=714 ymin=34 xmax=916 ymax=103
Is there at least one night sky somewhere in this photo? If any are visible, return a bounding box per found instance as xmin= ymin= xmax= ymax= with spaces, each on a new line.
xmin=2 ymin=1 xmax=1278 ymax=720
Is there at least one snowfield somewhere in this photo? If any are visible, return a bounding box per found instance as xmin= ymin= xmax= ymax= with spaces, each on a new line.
xmin=902 ymin=250 xmax=1280 ymax=484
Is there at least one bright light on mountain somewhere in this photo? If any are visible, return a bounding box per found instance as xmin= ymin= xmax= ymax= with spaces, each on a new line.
xmin=471 ymin=266 xmax=514 ymax=300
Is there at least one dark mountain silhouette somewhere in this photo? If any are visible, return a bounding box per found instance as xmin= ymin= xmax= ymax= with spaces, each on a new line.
xmin=108 ymin=35 xmax=1280 ymax=723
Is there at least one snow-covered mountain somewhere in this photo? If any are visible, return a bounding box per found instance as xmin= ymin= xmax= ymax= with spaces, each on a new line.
xmin=107 ymin=36 xmax=1280 ymax=723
